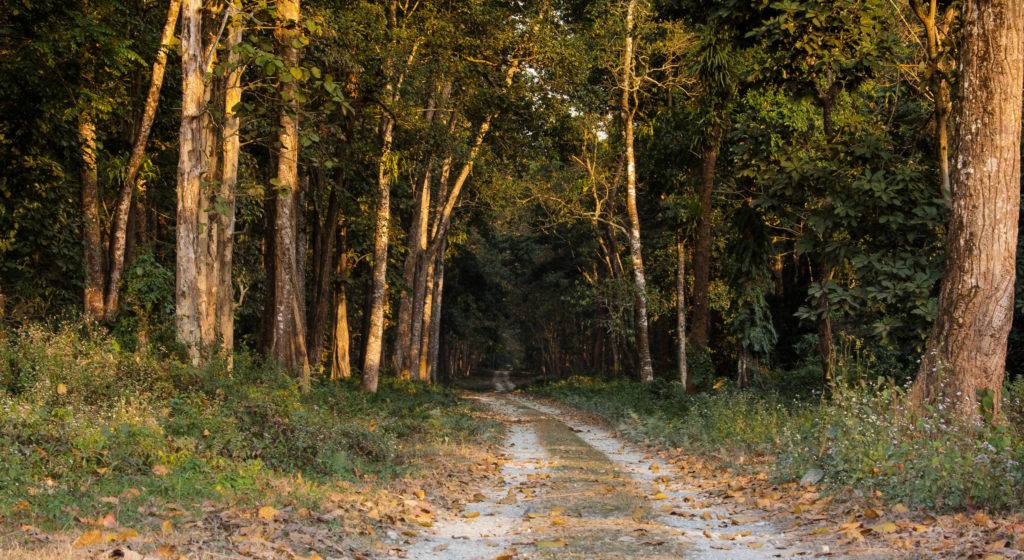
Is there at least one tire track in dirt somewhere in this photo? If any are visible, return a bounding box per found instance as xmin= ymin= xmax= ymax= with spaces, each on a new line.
xmin=402 ymin=393 xmax=811 ymax=560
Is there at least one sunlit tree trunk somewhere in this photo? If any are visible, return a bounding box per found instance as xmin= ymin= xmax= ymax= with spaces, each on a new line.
xmin=79 ymin=109 xmax=105 ymax=322
xmin=216 ymin=4 xmax=244 ymax=360
xmin=690 ymin=125 xmax=720 ymax=350
xmin=268 ymin=0 xmax=311 ymax=389
xmin=362 ymin=94 xmax=396 ymax=393
xmin=362 ymin=0 xmax=402 ymax=393
xmin=911 ymin=0 xmax=1023 ymax=422
xmin=176 ymin=0 xmax=206 ymax=363
xmin=619 ymin=0 xmax=654 ymax=383
xmin=104 ymin=0 xmax=182 ymax=321
xmin=395 ymin=92 xmax=441 ymax=376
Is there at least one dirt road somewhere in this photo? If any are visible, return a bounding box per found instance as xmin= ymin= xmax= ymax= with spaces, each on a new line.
xmin=402 ymin=393 xmax=809 ymax=559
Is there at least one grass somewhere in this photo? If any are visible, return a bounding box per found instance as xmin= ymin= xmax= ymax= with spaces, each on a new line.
xmin=0 ymin=323 xmax=497 ymax=529
xmin=532 ymin=375 xmax=1024 ymax=512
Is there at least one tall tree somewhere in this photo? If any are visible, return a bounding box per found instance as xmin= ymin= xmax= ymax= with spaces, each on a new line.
xmin=619 ymin=0 xmax=654 ymax=382
xmin=361 ymin=0 xmax=409 ymax=393
xmin=268 ymin=0 xmax=311 ymax=389
xmin=176 ymin=0 xmax=207 ymax=363
xmin=911 ymin=0 xmax=1023 ymax=421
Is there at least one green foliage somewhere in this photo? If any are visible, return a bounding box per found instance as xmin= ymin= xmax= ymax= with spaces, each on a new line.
xmin=0 ymin=324 xmax=493 ymax=526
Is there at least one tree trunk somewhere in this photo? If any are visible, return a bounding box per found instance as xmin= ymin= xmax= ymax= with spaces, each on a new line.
xmin=911 ymin=0 xmax=955 ymax=204
xmin=331 ymin=225 xmax=352 ymax=380
xmin=911 ymin=0 xmax=1023 ymax=422
xmin=427 ymin=241 xmax=446 ymax=382
xmin=103 ymin=0 xmax=181 ymax=321
xmin=619 ymin=0 xmax=654 ymax=383
xmin=676 ymin=236 xmax=688 ymax=388
xmin=309 ymin=175 xmax=342 ymax=368
xmin=79 ymin=109 xmax=105 ymax=322
xmin=176 ymin=0 xmax=206 ymax=363
xmin=362 ymin=0 xmax=402 ymax=393
xmin=394 ymin=92 xmax=441 ymax=376
xmin=216 ymin=6 xmax=244 ymax=361
xmin=268 ymin=0 xmax=311 ymax=389
xmin=690 ymin=125 xmax=721 ymax=350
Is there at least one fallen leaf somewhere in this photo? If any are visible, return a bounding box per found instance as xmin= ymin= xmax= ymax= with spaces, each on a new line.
xmin=257 ymin=505 xmax=280 ymax=521
xmin=870 ymin=521 xmax=898 ymax=534
xmin=536 ymin=539 xmax=567 ymax=549
xmin=56 ymin=383 xmax=67 ymax=396
xmin=151 ymin=464 xmax=170 ymax=476
xmin=73 ymin=530 xmax=104 ymax=548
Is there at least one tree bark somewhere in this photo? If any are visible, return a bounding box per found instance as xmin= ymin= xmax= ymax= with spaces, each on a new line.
xmin=103 ymin=0 xmax=182 ymax=321
xmin=362 ymin=100 xmax=396 ymax=393
xmin=690 ymin=125 xmax=721 ymax=350
xmin=911 ymin=0 xmax=1023 ymax=422
xmin=268 ymin=0 xmax=311 ymax=389
xmin=216 ymin=5 xmax=244 ymax=360
xmin=362 ymin=0 xmax=403 ymax=393
xmin=676 ymin=236 xmax=688 ymax=388
xmin=79 ymin=109 xmax=105 ymax=322
xmin=331 ymin=225 xmax=352 ymax=380
xmin=619 ymin=0 xmax=654 ymax=383
xmin=176 ymin=0 xmax=206 ymax=363
xmin=426 ymin=240 xmax=446 ymax=382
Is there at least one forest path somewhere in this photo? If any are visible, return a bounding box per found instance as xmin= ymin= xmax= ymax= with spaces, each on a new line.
xmin=401 ymin=393 xmax=809 ymax=560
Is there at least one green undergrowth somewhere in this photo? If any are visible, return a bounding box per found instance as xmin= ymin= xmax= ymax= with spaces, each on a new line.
xmin=0 ymin=323 xmax=496 ymax=528
xmin=533 ymin=375 xmax=1024 ymax=512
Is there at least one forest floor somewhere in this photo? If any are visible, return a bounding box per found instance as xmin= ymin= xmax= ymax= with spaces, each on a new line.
xmin=3 ymin=382 xmax=1018 ymax=559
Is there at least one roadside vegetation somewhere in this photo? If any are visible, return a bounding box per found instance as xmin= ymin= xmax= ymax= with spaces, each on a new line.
xmin=535 ymin=374 xmax=1024 ymax=512
xmin=0 ymin=324 xmax=496 ymax=529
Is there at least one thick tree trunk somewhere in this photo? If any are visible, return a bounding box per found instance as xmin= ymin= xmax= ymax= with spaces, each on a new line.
xmin=269 ymin=0 xmax=311 ymax=389
xmin=619 ymin=0 xmax=654 ymax=383
xmin=690 ymin=126 xmax=721 ymax=350
xmin=176 ymin=0 xmax=206 ymax=363
xmin=216 ymin=8 xmax=244 ymax=360
xmin=103 ymin=0 xmax=181 ymax=321
xmin=676 ymin=236 xmax=688 ymax=388
xmin=79 ymin=110 xmax=105 ymax=322
xmin=911 ymin=0 xmax=1023 ymax=422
